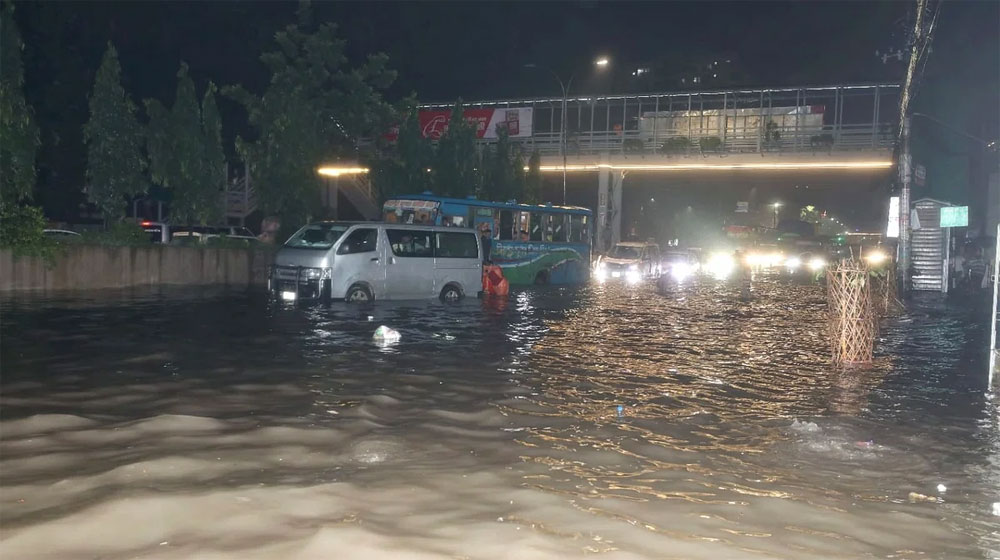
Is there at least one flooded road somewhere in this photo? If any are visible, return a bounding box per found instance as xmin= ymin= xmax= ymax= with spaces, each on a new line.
xmin=2 ymin=280 xmax=998 ymax=559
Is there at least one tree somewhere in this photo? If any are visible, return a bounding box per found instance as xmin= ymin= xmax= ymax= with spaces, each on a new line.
xmin=145 ymin=64 xmax=224 ymax=225
xmin=83 ymin=43 xmax=147 ymax=221
xmin=371 ymin=108 xmax=432 ymax=202
xmin=433 ymin=100 xmax=479 ymax=198
xmin=200 ymin=84 xmax=226 ymax=222
xmin=524 ymin=151 xmax=543 ymax=204
xmin=479 ymin=127 xmax=526 ymax=202
xmin=225 ymin=17 xmax=399 ymax=226
xmin=0 ymin=2 xmax=39 ymax=208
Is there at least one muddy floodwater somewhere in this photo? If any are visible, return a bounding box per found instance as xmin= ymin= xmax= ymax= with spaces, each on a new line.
xmin=1 ymin=280 xmax=998 ymax=559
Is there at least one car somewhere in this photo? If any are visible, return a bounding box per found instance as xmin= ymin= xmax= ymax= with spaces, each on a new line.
xmin=164 ymin=225 xmax=259 ymax=246
xmin=43 ymin=229 xmax=81 ymax=239
xmin=782 ymin=251 xmax=828 ymax=275
xmin=595 ymin=241 xmax=661 ymax=283
xmin=269 ymin=221 xmax=482 ymax=302
xmin=660 ymin=248 xmax=701 ymax=281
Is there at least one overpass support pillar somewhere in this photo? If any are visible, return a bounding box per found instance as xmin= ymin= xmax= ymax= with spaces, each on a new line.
xmin=596 ymin=156 xmax=623 ymax=254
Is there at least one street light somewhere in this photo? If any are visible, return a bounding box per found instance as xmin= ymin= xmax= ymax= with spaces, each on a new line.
xmin=772 ymin=202 xmax=782 ymax=228
xmin=525 ymin=58 xmax=609 ymax=205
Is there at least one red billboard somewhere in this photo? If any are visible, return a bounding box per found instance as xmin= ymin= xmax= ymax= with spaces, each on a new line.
xmin=386 ymin=108 xmax=533 ymax=141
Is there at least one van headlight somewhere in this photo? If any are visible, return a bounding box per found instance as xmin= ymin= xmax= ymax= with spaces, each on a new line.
xmin=628 ymin=264 xmax=639 ymax=272
xmin=807 ymin=257 xmax=827 ymax=271
xmin=301 ymin=267 xmax=331 ymax=280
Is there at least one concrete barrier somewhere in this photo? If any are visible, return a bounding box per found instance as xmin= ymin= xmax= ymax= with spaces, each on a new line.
xmin=0 ymin=245 xmax=274 ymax=292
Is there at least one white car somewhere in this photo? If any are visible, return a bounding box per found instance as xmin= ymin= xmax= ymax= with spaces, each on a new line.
xmin=595 ymin=241 xmax=661 ymax=283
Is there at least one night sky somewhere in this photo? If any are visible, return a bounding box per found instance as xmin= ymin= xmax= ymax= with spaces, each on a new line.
xmin=11 ymin=1 xmax=999 ymax=224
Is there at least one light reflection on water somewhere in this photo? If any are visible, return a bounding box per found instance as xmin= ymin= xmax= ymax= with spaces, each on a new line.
xmin=0 ymin=281 xmax=997 ymax=559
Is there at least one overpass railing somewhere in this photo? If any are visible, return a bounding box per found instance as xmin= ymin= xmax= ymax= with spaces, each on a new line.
xmin=423 ymin=83 xmax=899 ymax=157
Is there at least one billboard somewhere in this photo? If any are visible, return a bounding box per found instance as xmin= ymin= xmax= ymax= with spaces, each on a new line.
xmin=386 ymin=108 xmax=533 ymax=141
xmin=886 ymin=196 xmax=900 ymax=238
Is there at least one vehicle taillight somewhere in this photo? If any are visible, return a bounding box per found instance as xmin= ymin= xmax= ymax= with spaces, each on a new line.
xmin=141 ymin=221 xmax=153 ymax=227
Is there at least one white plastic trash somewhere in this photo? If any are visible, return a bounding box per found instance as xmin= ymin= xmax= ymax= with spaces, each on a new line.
xmin=373 ymin=325 xmax=401 ymax=344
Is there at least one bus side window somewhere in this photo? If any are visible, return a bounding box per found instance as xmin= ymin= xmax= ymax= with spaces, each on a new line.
xmin=518 ymin=212 xmax=531 ymax=241
xmin=499 ymin=210 xmax=514 ymax=240
xmin=569 ymin=215 xmax=582 ymax=242
xmin=530 ymin=212 xmax=544 ymax=241
xmin=552 ymin=214 xmax=567 ymax=242
xmin=580 ymin=215 xmax=589 ymax=241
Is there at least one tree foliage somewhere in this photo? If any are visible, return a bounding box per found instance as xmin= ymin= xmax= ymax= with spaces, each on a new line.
xmin=83 ymin=43 xmax=147 ymax=220
xmin=524 ymin=151 xmax=543 ymax=204
xmin=0 ymin=2 xmax=40 ymax=208
xmin=145 ymin=64 xmax=224 ymax=225
xmin=225 ymin=16 xmax=398 ymax=226
xmin=372 ymin=102 xmax=545 ymax=205
xmin=431 ymin=101 xmax=479 ymax=199
xmin=371 ymin=108 xmax=432 ymax=201
xmin=478 ymin=127 xmax=525 ymax=202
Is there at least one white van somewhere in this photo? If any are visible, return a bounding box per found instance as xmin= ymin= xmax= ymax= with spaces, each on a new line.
xmin=269 ymin=222 xmax=482 ymax=302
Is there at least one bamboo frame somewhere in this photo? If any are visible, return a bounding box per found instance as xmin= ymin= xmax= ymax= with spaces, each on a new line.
xmin=827 ymin=259 xmax=878 ymax=364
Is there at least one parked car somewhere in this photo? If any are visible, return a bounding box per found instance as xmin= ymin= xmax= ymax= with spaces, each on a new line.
xmin=269 ymin=222 xmax=482 ymax=303
xmin=43 ymin=229 xmax=81 ymax=239
xmin=140 ymin=221 xmax=170 ymax=243
xmin=595 ymin=241 xmax=661 ymax=283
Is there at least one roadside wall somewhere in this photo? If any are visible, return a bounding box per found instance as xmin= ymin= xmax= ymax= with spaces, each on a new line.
xmin=0 ymin=245 xmax=274 ymax=292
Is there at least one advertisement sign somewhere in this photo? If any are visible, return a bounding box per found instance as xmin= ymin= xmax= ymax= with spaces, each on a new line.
xmin=886 ymin=196 xmax=900 ymax=238
xmin=940 ymin=206 xmax=968 ymax=228
xmin=386 ymin=108 xmax=533 ymax=141
xmin=735 ymin=201 xmax=748 ymax=213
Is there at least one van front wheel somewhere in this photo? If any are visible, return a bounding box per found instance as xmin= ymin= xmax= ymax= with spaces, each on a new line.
xmin=345 ymin=284 xmax=373 ymax=303
xmin=440 ymin=285 xmax=463 ymax=303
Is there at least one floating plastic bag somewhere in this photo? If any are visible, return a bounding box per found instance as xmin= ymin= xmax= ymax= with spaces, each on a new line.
xmin=373 ymin=325 xmax=401 ymax=344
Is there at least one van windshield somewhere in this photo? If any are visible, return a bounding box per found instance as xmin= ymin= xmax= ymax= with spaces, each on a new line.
xmin=285 ymin=224 xmax=350 ymax=249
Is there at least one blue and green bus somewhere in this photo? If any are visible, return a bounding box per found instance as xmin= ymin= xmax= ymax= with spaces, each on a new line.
xmin=383 ymin=194 xmax=592 ymax=285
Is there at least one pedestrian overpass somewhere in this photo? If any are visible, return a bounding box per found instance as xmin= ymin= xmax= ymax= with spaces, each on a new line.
xmin=421 ymin=83 xmax=899 ymax=250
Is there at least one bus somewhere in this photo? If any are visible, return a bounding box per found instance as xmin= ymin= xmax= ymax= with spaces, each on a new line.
xmin=383 ymin=194 xmax=592 ymax=285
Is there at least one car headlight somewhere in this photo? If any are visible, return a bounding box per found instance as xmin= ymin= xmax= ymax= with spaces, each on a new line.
xmin=707 ymin=253 xmax=735 ymax=279
xmin=807 ymin=257 xmax=827 ymax=271
xmin=785 ymin=257 xmax=802 ymax=270
xmin=626 ymin=269 xmax=642 ymax=284
xmin=301 ymin=267 xmax=325 ymax=280
xmin=671 ymin=262 xmax=693 ymax=281
xmin=628 ymin=263 xmax=639 ymax=272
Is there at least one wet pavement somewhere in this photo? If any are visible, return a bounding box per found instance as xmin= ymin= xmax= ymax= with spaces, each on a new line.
xmin=1 ymin=279 xmax=998 ymax=559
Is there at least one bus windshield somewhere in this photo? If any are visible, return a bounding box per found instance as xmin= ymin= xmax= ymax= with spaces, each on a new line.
xmin=285 ymin=224 xmax=350 ymax=249
xmin=609 ymin=245 xmax=642 ymax=259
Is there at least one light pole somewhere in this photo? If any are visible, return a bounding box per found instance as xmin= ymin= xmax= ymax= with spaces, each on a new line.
xmin=772 ymin=202 xmax=782 ymax=229
xmin=525 ymin=57 xmax=609 ymax=206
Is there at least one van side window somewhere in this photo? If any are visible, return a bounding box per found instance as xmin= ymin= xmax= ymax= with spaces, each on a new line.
xmin=337 ymin=228 xmax=378 ymax=255
xmin=387 ymin=229 xmax=433 ymax=258
xmin=436 ymin=232 xmax=479 ymax=259
xmin=498 ymin=210 xmax=514 ymax=241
